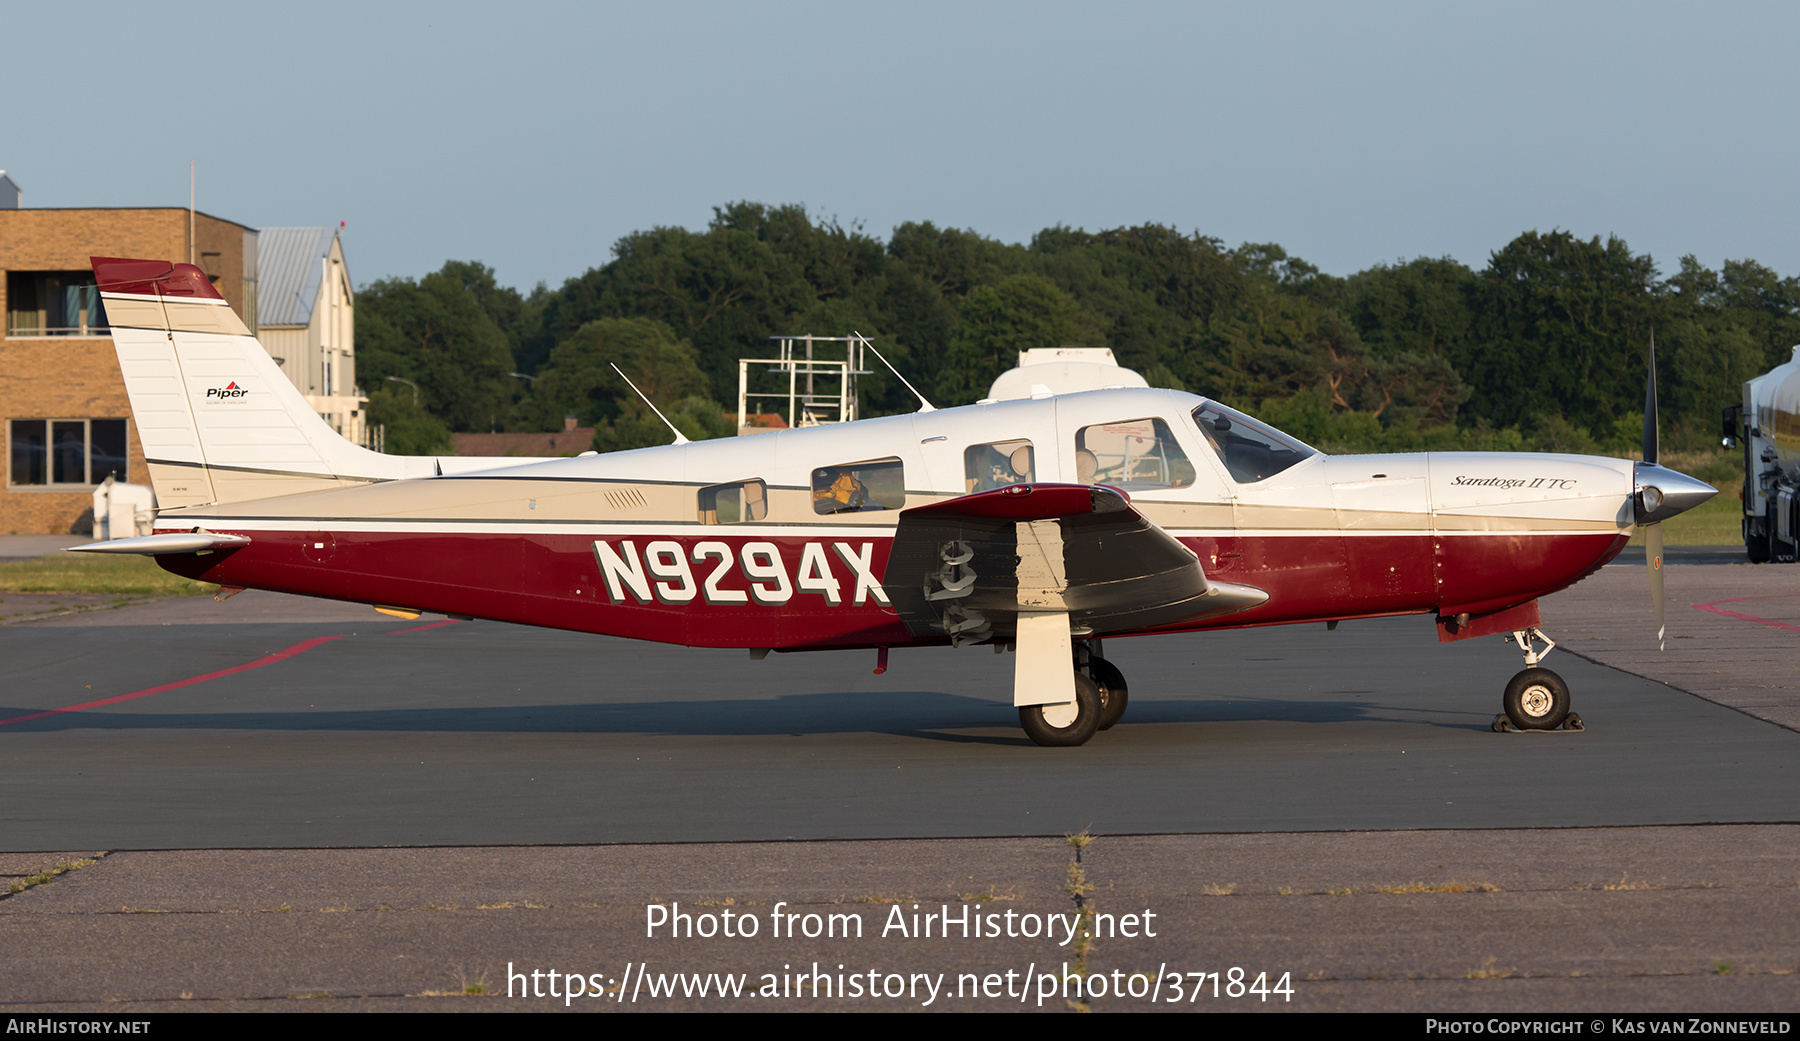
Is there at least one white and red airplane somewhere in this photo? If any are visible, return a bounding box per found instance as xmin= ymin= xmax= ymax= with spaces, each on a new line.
xmin=76 ymin=257 xmax=1717 ymax=746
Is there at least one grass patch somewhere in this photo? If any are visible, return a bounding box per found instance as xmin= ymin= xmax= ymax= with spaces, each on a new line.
xmin=421 ymin=972 xmax=491 ymax=997
xmin=1371 ymin=881 xmax=1500 ymax=894
xmin=1063 ymin=833 xmax=1096 ymax=1014
xmin=1467 ymin=957 xmax=1514 ymax=979
xmin=955 ymin=886 xmax=1016 ymax=903
xmin=1630 ymin=492 xmax=1743 ymax=547
xmin=1630 ymin=446 xmax=1744 ymax=547
xmin=0 ymin=554 xmax=215 ymax=596
xmin=7 ymin=857 xmax=98 ymax=894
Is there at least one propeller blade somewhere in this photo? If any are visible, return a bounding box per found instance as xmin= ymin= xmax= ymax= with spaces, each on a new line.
xmin=1647 ymin=521 xmax=1665 ymax=651
xmin=1643 ymin=328 xmax=1659 ymax=465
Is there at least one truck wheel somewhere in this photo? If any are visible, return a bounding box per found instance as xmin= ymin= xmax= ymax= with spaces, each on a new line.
xmin=1746 ymin=519 xmax=1770 ymax=564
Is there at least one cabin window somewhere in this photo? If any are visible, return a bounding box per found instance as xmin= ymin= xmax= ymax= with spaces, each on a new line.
xmin=812 ymin=458 xmax=905 ymax=515
xmin=964 ymin=440 xmax=1034 ymax=492
xmin=698 ymin=479 xmax=768 ymax=524
xmin=1073 ymin=418 xmax=1195 ymax=490
xmin=1190 ymin=402 xmax=1317 ymax=483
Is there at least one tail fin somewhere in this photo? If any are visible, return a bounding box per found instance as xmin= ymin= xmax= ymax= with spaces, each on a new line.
xmin=95 ymin=257 xmax=505 ymax=508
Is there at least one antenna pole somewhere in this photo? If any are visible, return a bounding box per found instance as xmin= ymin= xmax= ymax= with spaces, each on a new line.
xmin=854 ymin=331 xmax=935 ymax=413
xmin=610 ymin=363 xmax=691 ymax=445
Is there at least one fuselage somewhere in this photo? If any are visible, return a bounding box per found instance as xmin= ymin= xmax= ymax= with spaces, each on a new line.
xmin=153 ymin=388 xmax=1636 ymax=649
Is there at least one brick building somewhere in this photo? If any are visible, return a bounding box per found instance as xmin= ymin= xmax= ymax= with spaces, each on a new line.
xmin=2 ymin=204 xmax=258 ymax=534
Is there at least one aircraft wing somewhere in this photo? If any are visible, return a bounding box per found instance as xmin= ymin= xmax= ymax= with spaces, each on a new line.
xmin=882 ymin=483 xmax=1267 ymax=645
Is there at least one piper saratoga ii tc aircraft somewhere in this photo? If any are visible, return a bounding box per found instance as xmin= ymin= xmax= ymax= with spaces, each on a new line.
xmin=77 ymin=257 xmax=1717 ymax=746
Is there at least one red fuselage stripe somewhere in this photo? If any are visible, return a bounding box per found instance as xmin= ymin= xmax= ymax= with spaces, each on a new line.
xmin=154 ymin=527 xmax=1630 ymax=649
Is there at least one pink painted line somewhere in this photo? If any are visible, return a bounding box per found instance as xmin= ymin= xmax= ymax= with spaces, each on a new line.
xmin=0 ymin=635 xmax=349 ymax=728
xmin=385 ymin=619 xmax=463 ymax=635
xmin=1692 ymin=595 xmax=1800 ymax=633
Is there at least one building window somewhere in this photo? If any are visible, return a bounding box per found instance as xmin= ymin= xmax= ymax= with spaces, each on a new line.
xmin=5 ymin=272 xmax=109 ymax=337
xmin=8 ymin=419 xmax=127 ymax=487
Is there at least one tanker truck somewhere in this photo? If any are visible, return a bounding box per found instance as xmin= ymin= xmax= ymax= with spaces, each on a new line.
xmin=1727 ymin=345 xmax=1800 ymax=562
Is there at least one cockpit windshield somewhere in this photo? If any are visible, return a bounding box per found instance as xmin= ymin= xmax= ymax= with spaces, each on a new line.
xmin=1190 ymin=401 xmax=1319 ymax=483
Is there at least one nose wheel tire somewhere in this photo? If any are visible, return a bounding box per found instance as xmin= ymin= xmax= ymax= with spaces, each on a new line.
xmin=1503 ymin=667 xmax=1571 ymax=731
xmin=1020 ymin=671 xmax=1102 ymax=747
xmin=1090 ymin=657 xmax=1129 ymax=731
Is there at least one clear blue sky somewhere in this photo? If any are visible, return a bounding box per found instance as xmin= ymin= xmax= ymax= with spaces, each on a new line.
xmin=7 ymin=2 xmax=1795 ymax=291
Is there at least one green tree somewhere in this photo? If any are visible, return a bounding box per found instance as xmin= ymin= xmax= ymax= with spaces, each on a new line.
xmin=363 ymin=386 xmax=453 ymax=455
xmin=526 ymin=318 xmax=713 ymax=431
xmin=1343 ymin=257 xmax=1476 ymax=360
xmin=937 ymin=274 xmax=1105 ymax=403
xmin=1462 ymin=232 xmax=1659 ymax=430
xmin=357 ymin=262 xmax=519 ymax=432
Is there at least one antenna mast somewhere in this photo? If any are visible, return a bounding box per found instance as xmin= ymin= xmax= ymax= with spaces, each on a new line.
xmin=855 ymin=331 xmax=935 ymax=413
xmin=610 ymin=363 xmax=690 ymax=445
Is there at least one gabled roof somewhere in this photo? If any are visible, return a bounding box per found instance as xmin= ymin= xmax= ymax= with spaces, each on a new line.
xmin=258 ymin=227 xmax=339 ymax=326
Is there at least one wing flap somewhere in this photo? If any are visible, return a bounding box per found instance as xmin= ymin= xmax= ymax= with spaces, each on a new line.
xmin=884 ymin=484 xmax=1265 ymax=644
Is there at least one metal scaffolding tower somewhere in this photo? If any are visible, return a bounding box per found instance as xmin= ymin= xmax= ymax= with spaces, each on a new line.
xmin=736 ymin=334 xmax=875 ymax=434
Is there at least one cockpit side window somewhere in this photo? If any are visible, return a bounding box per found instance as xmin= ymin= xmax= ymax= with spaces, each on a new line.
xmin=698 ymin=479 xmax=768 ymax=524
xmin=812 ymin=458 xmax=906 ymax=515
xmin=1190 ymin=402 xmax=1318 ymax=483
xmin=964 ymin=440 xmax=1034 ymax=492
xmin=1073 ymin=418 xmax=1195 ymax=490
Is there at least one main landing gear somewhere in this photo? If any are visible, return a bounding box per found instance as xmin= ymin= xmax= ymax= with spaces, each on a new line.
xmin=1017 ymin=639 xmax=1129 ymax=747
xmin=1492 ymin=628 xmax=1584 ymax=733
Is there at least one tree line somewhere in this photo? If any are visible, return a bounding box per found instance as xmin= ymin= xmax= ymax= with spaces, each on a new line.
xmin=353 ymin=202 xmax=1800 ymax=456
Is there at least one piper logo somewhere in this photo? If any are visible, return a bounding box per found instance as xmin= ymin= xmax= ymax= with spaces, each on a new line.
xmin=206 ymin=381 xmax=249 ymax=400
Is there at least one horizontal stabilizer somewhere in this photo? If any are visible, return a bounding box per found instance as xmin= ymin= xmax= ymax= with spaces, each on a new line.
xmin=68 ymin=532 xmax=251 ymax=556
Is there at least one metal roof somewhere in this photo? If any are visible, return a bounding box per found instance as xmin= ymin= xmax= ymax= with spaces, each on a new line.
xmin=257 ymin=227 xmax=337 ymax=327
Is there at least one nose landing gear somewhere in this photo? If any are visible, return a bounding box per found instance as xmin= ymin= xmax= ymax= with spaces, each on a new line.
xmin=1492 ymin=628 xmax=1584 ymax=733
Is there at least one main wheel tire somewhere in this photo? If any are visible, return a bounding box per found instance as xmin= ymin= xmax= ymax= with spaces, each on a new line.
xmin=1019 ymin=671 xmax=1102 ymax=747
xmin=1090 ymin=656 xmax=1129 ymax=731
xmin=1503 ymin=668 xmax=1571 ymax=731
